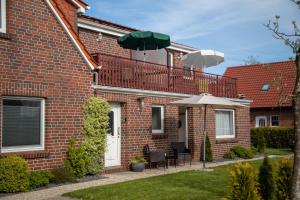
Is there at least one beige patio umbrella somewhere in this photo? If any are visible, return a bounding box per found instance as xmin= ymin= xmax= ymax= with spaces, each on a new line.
xmin=181 ymin=50 xmax=224 ymax=68
xmin=170 ymin=93 xmax=246 ymax=169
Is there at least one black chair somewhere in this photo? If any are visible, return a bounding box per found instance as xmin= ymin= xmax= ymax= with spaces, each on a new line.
xmin=144 ymin=145 xmax=167 ymax=169
xmin=171 ymin=142 xmax=192 ymax=166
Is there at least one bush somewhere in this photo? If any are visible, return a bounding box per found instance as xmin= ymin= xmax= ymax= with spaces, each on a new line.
xmin=256 ymin=133 xmax=266 ymax=153
xmin=251 ymin=127 xmax=294 ymax=149
xmin=0 ymin=156 xmax=30 ymax=192
xmin=82 ymin=97 xmax=110 ymax=174
xmin=203 ymin=135 xmax=213 ymax=162
xmin=29 ymin=170 xmax=54 ymax=189
xmin=130 ymin=156 xmax=147 ymax=164
xmin=51 ymin=161 xmax=77 ymax=184
xmin=226 ymin=162 xmax=261 ymax=200
xmin=275 ymin=159 xmax=293 ymax=200
xmin=258 ymin=156 xmax=275 ymax=200
xmin=67 ymin=138 xmax=87 ymax=178
xmin=230 ymin=146 xmax=254 ymax=159
xmin=223 ymin=150 xmax=236 ymax=159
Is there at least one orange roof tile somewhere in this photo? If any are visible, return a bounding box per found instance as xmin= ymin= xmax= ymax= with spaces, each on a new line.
xmin=224 ymin=61 xmax=296 ymax=108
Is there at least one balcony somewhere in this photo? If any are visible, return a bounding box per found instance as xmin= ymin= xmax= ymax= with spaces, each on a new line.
xmin=93 ymin=53 xmax=237 ymax=98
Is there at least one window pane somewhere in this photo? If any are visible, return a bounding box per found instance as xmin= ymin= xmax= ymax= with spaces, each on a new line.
xmin=152 ymin=107 xmax=162 ymax=130
xmin=2 ymin=99 xmax=41 ymax=147
xmin=216 ymin=111 xmax=234 ymax=136
xmin=271 ymin=116 xmax=279 ymax=126
xmin=132 ymin=49 xmax=167 ymax=65
xmin=108 ymin=111 xmax=114 ymax=136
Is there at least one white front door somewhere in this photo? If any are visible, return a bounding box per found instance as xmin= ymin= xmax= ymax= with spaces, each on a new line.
xmin=178 ymin=109 xmax=188 ymax=146
xmin=255 ymin=116 xmax=267 ymax=127
xmin=105 ymin=103 xmax=121 ymax=167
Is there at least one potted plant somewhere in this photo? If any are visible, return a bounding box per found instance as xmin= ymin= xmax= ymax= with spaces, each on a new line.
xmin=130 ymin=156 xmax=147 ymax=172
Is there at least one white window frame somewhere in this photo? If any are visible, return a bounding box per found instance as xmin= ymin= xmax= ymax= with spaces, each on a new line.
xmin=0 ymin=0 xmax=7 ymax=33
xmin=1 ymin=96 xmax=45 ymax=153
xmin=270 ymin=115 xmax=280 ymax=127
xmin=255 ymin=116 xmax=267 ymax=127
xmin=168 ymin=52 xmax=174 ymax=67
xmin=152 ymin=105 xmax=164 ymax=134
xmin=215 ymin=109 xmax=235 ymax=139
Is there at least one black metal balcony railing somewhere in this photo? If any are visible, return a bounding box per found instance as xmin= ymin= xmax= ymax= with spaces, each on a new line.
xmin=93 ymin=53 xmax=237 ymax=98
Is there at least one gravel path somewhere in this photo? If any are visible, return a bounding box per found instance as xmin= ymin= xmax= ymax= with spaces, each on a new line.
xmin=0 ymin=155 xmax=291 ymax=200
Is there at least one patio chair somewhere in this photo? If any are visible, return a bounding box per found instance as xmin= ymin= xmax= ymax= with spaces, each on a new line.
xmin=171 ymin=142 xmax=192 ymax=166
xmin=144 ymin=144 xmax=167 ymax=169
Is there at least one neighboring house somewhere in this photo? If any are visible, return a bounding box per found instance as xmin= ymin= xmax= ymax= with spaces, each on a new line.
xmin=224 ymin=61 xmax=296 ymax=128
xmin=0 ymin=0 xmax=251 ymax=171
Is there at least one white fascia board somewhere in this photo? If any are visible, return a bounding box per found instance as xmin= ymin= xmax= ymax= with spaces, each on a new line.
xmin=45 ymin=0 xmax=95 ymax=70
xmin=78 ymin=20 xmax=199 ymax=53
xmin=93 ymin=85 xmax=191 ymax=98
xmin=69 ymin=0 xmax=87 ymax=13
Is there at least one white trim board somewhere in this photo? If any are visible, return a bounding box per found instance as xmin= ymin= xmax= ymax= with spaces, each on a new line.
xmin=93 ymin=85 xmax=191 ymax=98
xmin=0 ymin=0 xmax=7 ymax=33
xmin=45 ymin=0 xmax=96 ymax=70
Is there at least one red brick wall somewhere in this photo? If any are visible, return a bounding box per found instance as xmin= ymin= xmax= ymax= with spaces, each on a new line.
xmin=96 ymin=91 xmax=250 ymax=169
xmin=79 ymin=28 xmax=131 ymax=57
xmin=95 ymin=91 xmax=180 ymax=169
xmin=56 ymin=0 xmax=78 ymax=30
xmin=250 ymin=107 xmax=293 ymax=127
xmin=0 ymin=0 xmax=93 ymax=170
xmin=187 ymin=106 xmax=250 ymax=160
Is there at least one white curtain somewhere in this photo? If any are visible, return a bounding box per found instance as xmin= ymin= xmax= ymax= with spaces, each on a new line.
xmin=216 ymin=110 xmax=233 ymax=136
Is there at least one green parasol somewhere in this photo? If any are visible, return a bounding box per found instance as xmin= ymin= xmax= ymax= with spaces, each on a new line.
xmin=117 ymin=31 xmax=171 ymax=51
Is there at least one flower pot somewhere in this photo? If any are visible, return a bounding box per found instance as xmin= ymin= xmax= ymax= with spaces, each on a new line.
xmin=131 ymin=163 xmax=145 ymax=172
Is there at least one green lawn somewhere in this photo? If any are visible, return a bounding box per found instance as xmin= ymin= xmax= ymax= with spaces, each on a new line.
xmin=64 ymin=158 xmax=283 ymax=200
xmin=265 ymin=148 xmax=293 ymax=155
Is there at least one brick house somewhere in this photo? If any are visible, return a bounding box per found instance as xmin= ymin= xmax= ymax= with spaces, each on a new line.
xmin=224 ymin=61 xmax=296 ymax=128
xmin=0 ymin=0 xmax=251 ymax=171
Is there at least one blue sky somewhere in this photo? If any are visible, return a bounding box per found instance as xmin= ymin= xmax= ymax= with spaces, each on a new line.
xmin=84 ymin=0 xmax=300 ymax=75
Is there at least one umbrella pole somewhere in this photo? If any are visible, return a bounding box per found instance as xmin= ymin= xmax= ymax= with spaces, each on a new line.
xmin=203 ymin=104 xmax=207 ymax=169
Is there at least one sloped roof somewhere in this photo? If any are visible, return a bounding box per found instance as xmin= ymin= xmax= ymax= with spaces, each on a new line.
xmin=224 ymin=61 xmax=296 ymax=108
xmin=46 ymin=0 xmax=97 ymax=70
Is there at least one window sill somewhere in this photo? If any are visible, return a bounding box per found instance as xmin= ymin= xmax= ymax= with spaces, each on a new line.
xmin=0 ymin=150 xmax=50 ymax=159
xmin=216 ymin=138 xmax=238 ymax=144
xmin=0 ymin=32 xmax=11 ymax=40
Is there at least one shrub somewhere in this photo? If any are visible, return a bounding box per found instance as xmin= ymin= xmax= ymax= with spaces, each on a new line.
xmin=275 ymin=159 xmax=293 ymax=200
xmin=226 ymin=162 xmax=261 ymax=200
xmin=258 ymin=156 xmax=275 ymax=200
xmin=230 ymin=146 xmax=254 ymax=159
xmin=251 ymin=127 xmax=294 ymax=149
xmin=67 ymin=138 xmax=87 ymax=178
xmin=82 ymin=97 xmax=110 ymax=174
xmin=0 ymin=156 xmax=30 ymax=192
xmin=256 ymin=133 xmax=266 ymax=153
xmin=51 ymin=161 xmax=77 ymax=184
xmin=204 ymin=135 xmax=213 ymax=162
xmin=130 ymin=156 xmax=147 ymax=164
xmin=29 ymin=170 xmax=54 ymax=189
xmin=223 ymin=150 xmax=236 ymax=159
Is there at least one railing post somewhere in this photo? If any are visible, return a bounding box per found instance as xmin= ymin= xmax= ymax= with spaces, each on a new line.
xmin=167 ymin=66 xmax=170 ymax=91
xmin=216 ymin=75 xmax=219 ymax=96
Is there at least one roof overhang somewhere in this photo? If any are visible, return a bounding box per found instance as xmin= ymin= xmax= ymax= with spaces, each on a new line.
xmin=68 ymin=0 xmax=90 ymax=14
xmin=78 ymin=18 xmax=198 ymax=53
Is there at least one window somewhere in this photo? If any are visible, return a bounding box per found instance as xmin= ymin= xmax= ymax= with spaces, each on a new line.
xmin=152 ymin=105 xmax=164 ymax=134
xmin=131 ymin=49 xmax=167 ymax=65
xmin=0 ymin=0 xmax=6 ymax=33
xmin=215 ymin=109 xmax=235 ymax=138
xmin=261 ymin=83 xmax=270 ymax=91
xmin=271 ymin=115 xmax=279 ymax=127
xmin=255 ymin=116 xmax=267 ymax=127
xmin=1 ymin=97 xmax=45 ymax=153
xmin=183 ymin=65 xmax=193 ymax=78
xmin=168 ymin=52 xmax=173 ymax=67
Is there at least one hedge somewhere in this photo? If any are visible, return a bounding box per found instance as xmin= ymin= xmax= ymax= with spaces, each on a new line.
xmin=251 ymin=127 xmax=294 ymax=149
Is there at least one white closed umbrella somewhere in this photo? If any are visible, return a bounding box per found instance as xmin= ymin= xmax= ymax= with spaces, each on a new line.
xmin=181 ymin=50 xmax=224 ymax=68
xmin=170 ymin=93 xmax=246 ymax=170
